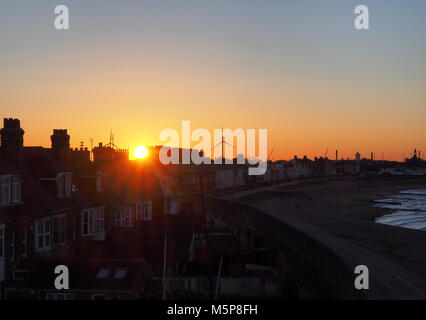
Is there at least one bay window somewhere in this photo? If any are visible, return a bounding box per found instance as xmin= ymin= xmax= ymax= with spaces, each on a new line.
xmin=81 ymin=207 xmax=105 ymax=236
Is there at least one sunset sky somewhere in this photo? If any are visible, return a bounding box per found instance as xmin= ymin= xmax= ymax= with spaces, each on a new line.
xmin=1 ymin=1 xmax=425 ymax=161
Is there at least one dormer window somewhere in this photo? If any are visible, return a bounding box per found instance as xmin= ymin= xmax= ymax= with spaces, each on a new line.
xmin=57 ymin=173 xmax=72 ymax=198
xmin=97 ymin=268 xmax=111 ymax=279
xmin=114 ymin=268 xmax=128 ymax=279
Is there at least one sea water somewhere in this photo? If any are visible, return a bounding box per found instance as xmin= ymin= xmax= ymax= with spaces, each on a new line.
xmin=374 ymin=189 xmax=426 ymax=231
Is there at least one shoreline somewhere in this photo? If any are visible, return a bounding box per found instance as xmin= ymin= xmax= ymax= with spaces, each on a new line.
xmin=374 ymin=188 xmax=426 ymax=232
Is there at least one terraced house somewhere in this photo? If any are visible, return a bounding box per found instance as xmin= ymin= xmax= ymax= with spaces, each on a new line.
xmin=0 ymin=118 xmax=203 ymax=300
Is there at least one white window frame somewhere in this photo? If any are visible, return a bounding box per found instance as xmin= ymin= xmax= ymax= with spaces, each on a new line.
xmin=52 ymin=213 xmax=67 ymax=245
xmin=34 ymin=217 xmax=51 ymax=252
xmin=57 ymin=173 xmax=72 ymax=199
xmin=12 ymin=176 xmax=21 ymax=204
xmin=136 ymin=201 xmax=152 ymax=221
xmin=114 ymin=207 xmax=133 ymax=227
xmin=124 ymin=207 xmax=132 ymax=227
xmin=81 ymin=209 xmax=92 ymax=236
xmin=65 ymin=173 xmax=72 ymax=197
xmin=81 ymin=207 xmax=105 ymax=236
xmin=93 ymin=207 xmax=105 ymax=233
xmin=0 ymin=175 xmax=12 ymax=206
xmin=164 ymin=199 xmax=179 ymax=215
xmin=57 ymin=174 xmax=65 ymax=198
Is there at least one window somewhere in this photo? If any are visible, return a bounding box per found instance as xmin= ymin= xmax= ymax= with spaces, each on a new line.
xmin=0 ymin=175 xmax=11 ymax=206
xmin=81 ymin=207 xmax=105 ymax=236
xmin=114 ymin=268 xmax=128 ymax=279
xmin=52 ymin=214 xmax=67 ymax=245
xmin=136 ymin=201 xmax=152 ymax=221
xmin=114 ymin=207 xmax=132 ymax=227
xmin=57 ymin=173 xmax=72 ymax=198
xmin=65 ymin=174 xmax=72 ymax=197
xmin=0 ymin=224 xmax=4 ymax=258
xmin=35 ymin=217 xmax=51 ymax=252
xmin=57 ymin=175 xmax=65 ymax=198
xmin=97 ymin=268 xmax=111 ymax=279
xmin=10 ymin=230 xmax=15 ymax=262
xmin=136 ymin=203 xmax=142 ymax=220
xmin=93 ymin=207 xmax=105 ymax=233
xmin=12 ymin=176 xmax=21 ymax=203
xmin=46 ymin=293 xmax=75 ymax=300
xmin=81 ymin=209 xmax=92 ymax=236
xmin=22 ymin=227 xmax=27 ymax=257
xmin=114 ymin=208 xmax=124 ymax=227
xmin=124 ymin=208 xmax=132 ymax=227
xmin=164 ymin=199 xmax=179 ymax=215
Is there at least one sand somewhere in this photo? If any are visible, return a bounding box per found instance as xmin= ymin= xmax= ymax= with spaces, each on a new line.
xmin=232 ymin=176 xmax=426 ymax=282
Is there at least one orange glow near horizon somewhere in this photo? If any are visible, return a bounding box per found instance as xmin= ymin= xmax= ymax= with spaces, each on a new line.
xmin=2 ymin=3 xmax=426 ymax=162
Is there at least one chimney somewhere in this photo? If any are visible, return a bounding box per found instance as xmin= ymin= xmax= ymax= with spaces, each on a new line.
xmin=51 ymin=129 xmax=70 ymax=165
xmin=0 ymin=118 xmax=25 ymax=168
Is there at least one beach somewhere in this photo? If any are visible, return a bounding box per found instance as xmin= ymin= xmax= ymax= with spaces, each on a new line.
xmin=231 ymin=176 xmax=426 ymax=284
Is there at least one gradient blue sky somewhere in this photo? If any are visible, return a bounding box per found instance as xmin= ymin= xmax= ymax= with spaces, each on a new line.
xmin=1 ymin=1 xmax=425 ymax=160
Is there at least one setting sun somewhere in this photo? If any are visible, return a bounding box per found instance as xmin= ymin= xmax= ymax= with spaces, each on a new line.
xmin=134 ymin=145 xmax=148 ymax=159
